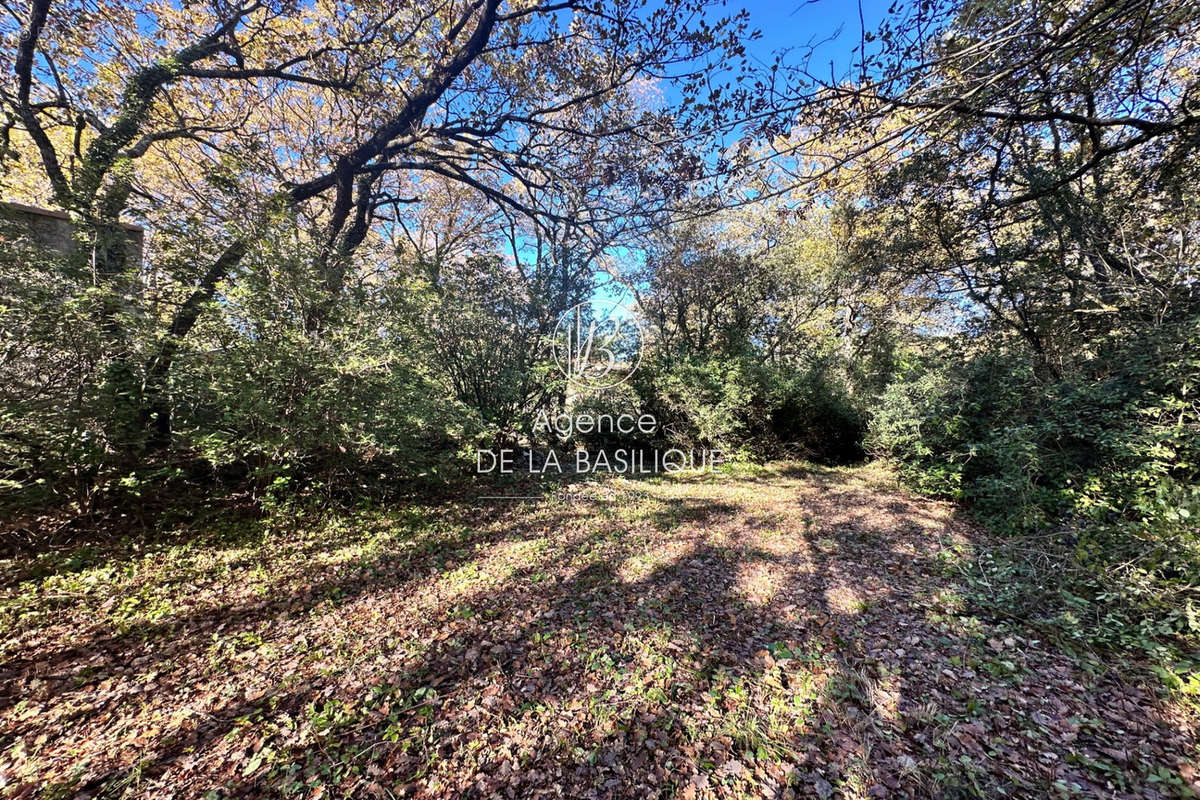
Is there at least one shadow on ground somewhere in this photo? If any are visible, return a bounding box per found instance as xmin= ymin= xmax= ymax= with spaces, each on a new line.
xmin=1 ymin=463 xmax=1196 ymax=799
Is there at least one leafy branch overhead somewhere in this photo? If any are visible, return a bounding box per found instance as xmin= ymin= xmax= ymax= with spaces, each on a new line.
xmin=2 ymin=0 xmax=755 ymax=445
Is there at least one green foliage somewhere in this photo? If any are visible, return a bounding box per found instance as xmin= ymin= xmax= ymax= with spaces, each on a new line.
xmin=565 ymin=382 xmax=652 ymax=447
xmin=866 ymin=356 xmax=968 ymax=497
xmin=638 ymin=355 xmax=761 ymax=457
xmin=170 ymin=230 xmax=484 ymax=493
xmin=635 ymin=354 xmax=866 ymax=463
xmin=0 ymin=221 xmax=113 ymax=511
xmin=766 ymin=362 xmax=866 ymax=464
xmin=869 ymin=320 xmax=1200 ymax=656
xmin=405 ymin=253 xmax=574 ymax=439
xmin=0 ymin=212 xmax=490 ymax=513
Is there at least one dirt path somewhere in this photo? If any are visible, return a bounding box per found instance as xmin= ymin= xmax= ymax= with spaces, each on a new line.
xmin=1 ymin=463 xmax=1196 ymax=798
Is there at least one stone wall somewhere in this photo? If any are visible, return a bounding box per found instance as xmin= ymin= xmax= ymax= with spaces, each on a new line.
xmin=0 ymin=201 xmax=145 ymax=266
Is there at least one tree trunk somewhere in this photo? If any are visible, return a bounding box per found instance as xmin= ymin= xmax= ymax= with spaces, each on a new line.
xmin=137 ymin=240 xmax=250 ymax=450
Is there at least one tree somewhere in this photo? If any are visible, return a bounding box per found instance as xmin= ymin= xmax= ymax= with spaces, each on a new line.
xmin=755 ymin=0 xmax=1199 ymax=373
xmin=0 ymin=0 xmax=752 ymax=466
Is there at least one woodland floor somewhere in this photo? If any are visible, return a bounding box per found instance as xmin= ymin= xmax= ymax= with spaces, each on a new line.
xmin=1 ymin=463 xmax=1197 ymax=799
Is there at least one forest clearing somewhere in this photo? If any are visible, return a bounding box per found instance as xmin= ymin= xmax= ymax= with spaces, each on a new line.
xmin=2 ymin=0 xmax=1198 ymax=796
xmin=3 ymin=464 xmax=1196 ymax=798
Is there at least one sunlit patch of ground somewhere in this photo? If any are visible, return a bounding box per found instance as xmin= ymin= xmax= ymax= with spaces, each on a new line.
xmin=1 ymin=462 xmax=1196 ymax=799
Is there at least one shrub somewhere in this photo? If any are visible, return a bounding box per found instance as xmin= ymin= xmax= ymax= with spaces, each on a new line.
xmin=636 ymin=354 xmax=867 ymax=462
xmin=171 ymin=246 xmax=484 ymax=495
xmin=868 ymin=321 xmax=1200 ymax=655
xmin=0 ymin=221 xmax=114 ymax=512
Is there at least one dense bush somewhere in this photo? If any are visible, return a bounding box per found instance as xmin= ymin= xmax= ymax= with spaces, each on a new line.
xmin=767 ymin=362 xmax=866 ymax=464
xmin=635 ymin=354 xmax=867 ymax=463
xmin=0 ymin=220 xmax=489 ymax=515
xmin=868 ymin=321 xmax=1200 ymax=655
xmin=173 ymin=315 xmax=480 ymax=496
xmin=635 ymin=355 xmax=763 ymax=457
xmin=0 ymin=224 xmax=119 ymax=512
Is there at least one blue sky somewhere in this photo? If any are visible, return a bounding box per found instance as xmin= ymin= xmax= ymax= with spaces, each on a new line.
xmin=636 ymin=0 xmax=895 ymax=108
xmin=593 ymin=1 xmax=896 ymax=306
xmin=735 ymin=0 xmax=892 ymax=72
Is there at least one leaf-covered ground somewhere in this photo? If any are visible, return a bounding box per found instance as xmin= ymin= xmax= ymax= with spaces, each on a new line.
xmin=1 ymin=463 xmax=1197 ymax=799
